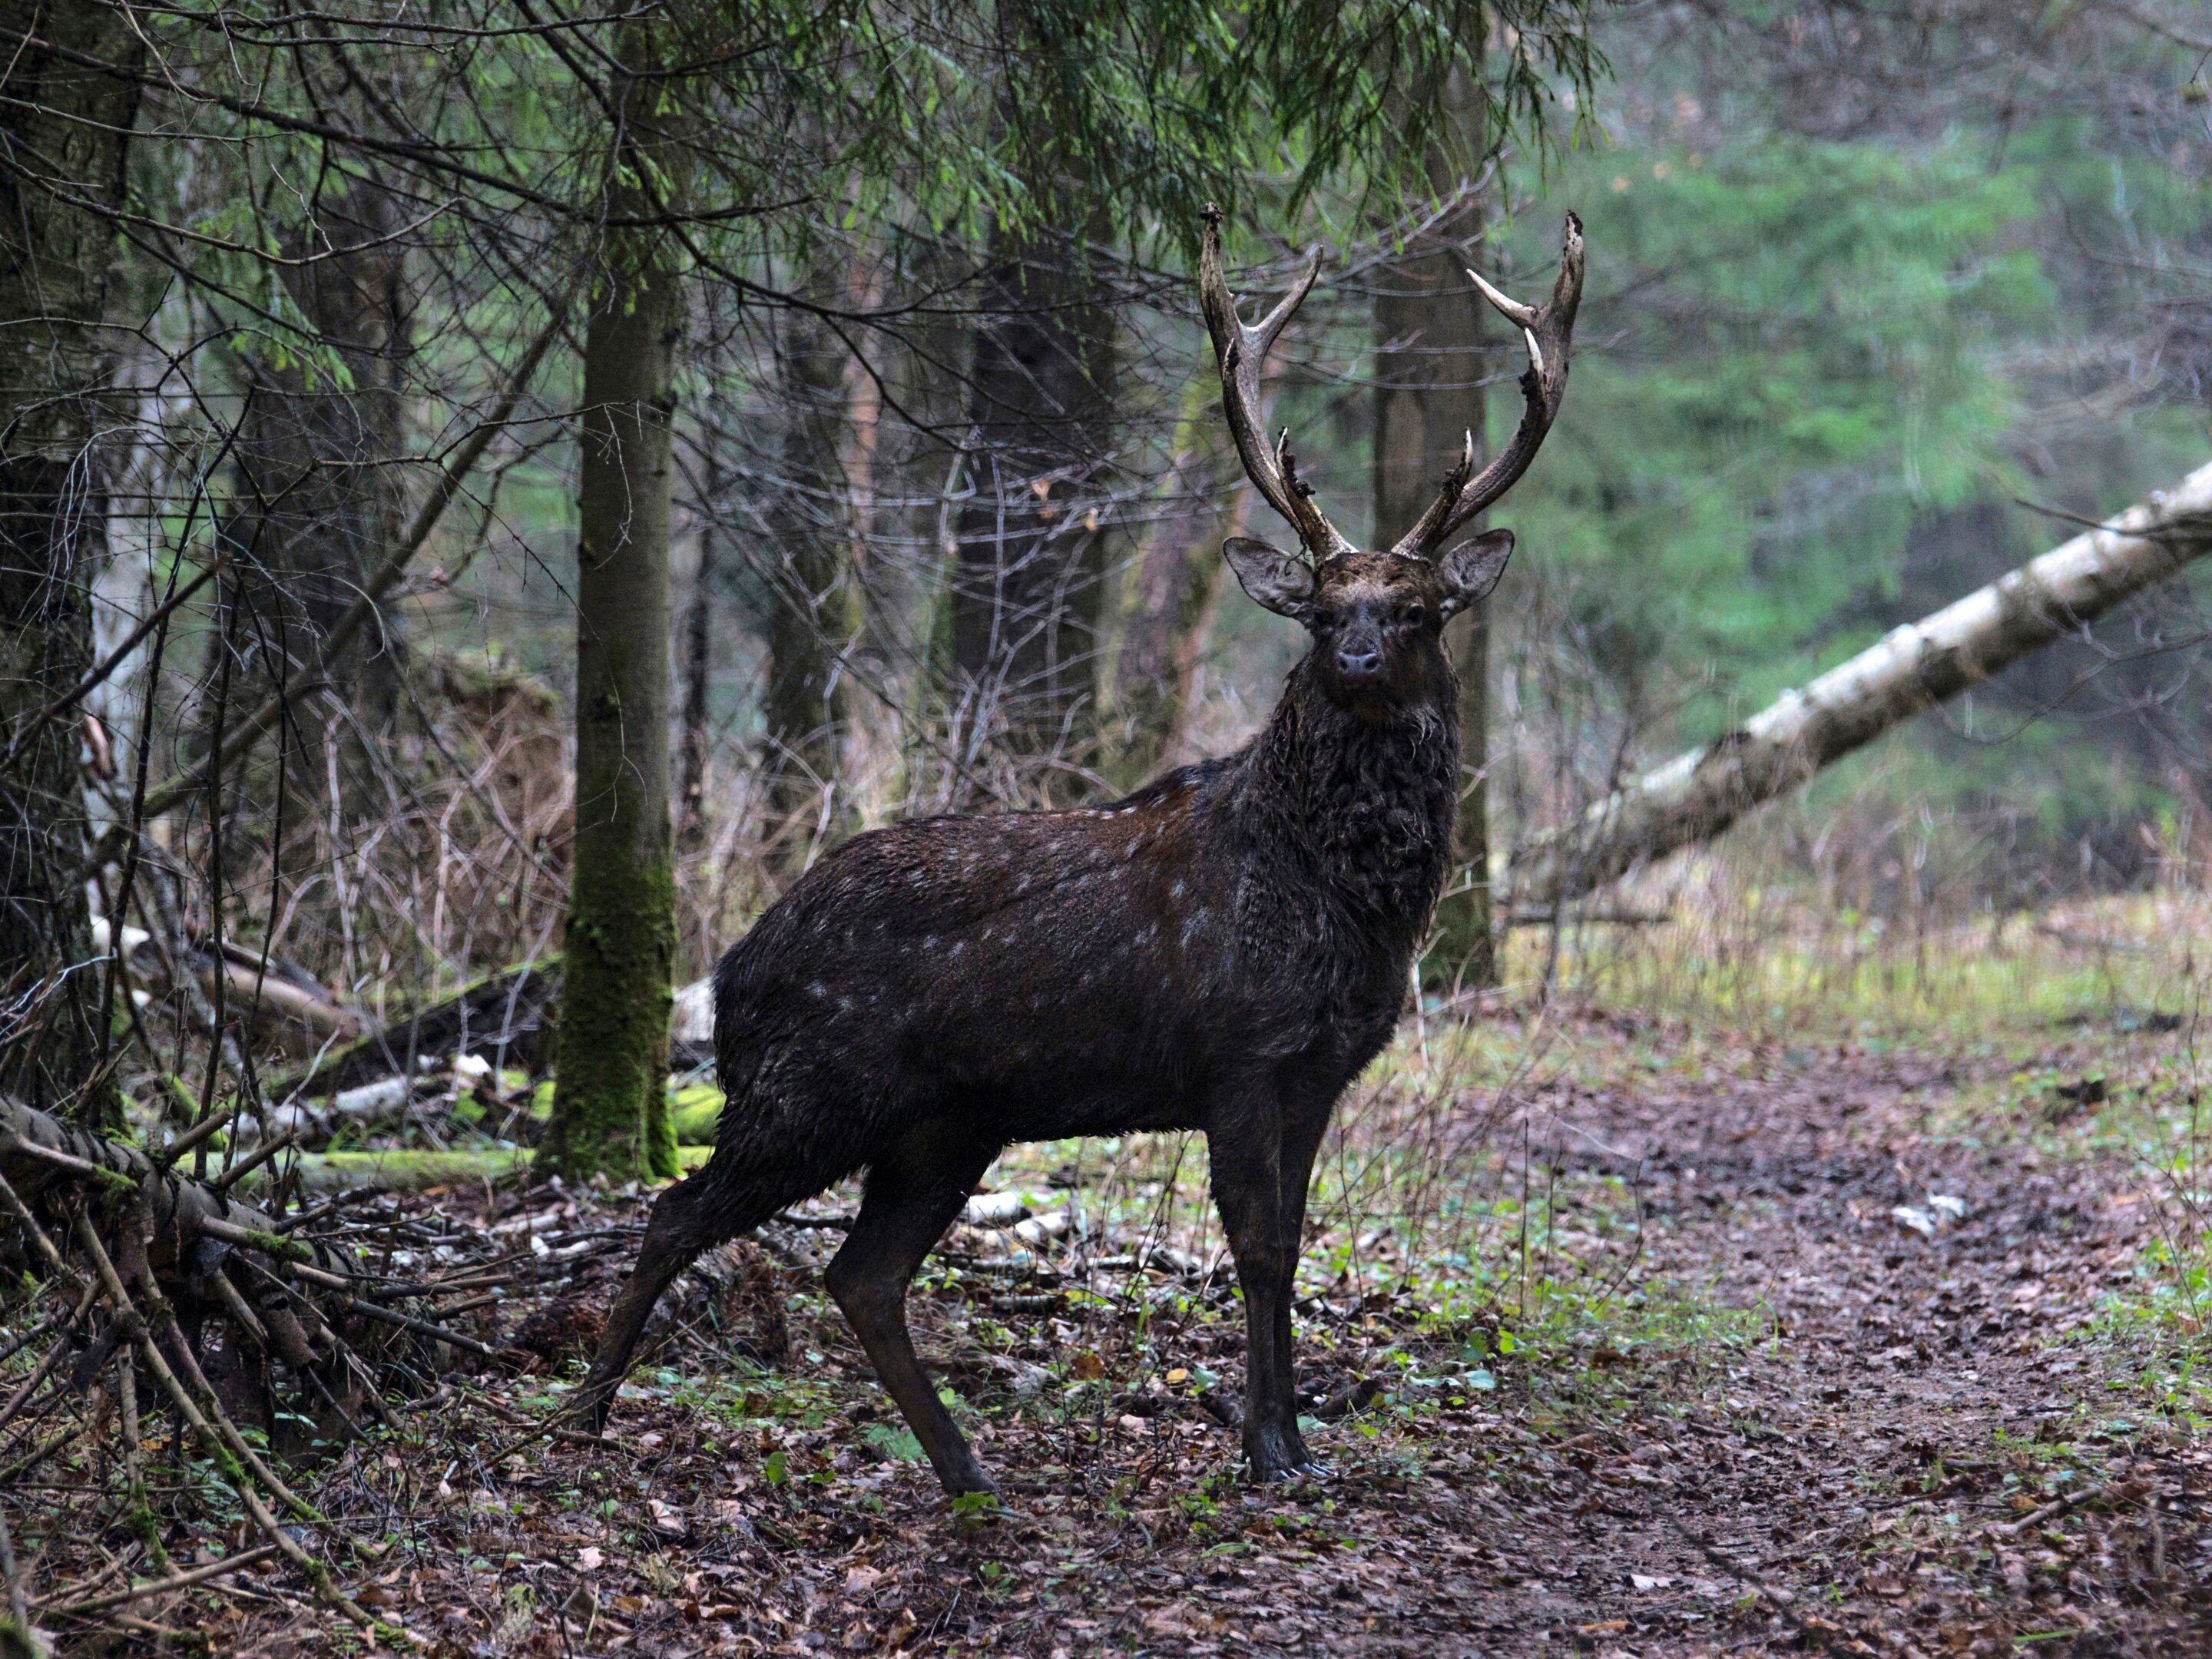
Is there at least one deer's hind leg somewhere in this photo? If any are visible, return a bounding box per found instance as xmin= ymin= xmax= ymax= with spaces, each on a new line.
xmin=824 ymin=1121 xmax=999 ymax=1498
xmin=575 ymin=1156 xmax=814 ymax=1433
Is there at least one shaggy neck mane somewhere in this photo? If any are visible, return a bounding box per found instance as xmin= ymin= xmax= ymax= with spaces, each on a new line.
xmin=1231 ymin=651 xmax=1461 ymax=947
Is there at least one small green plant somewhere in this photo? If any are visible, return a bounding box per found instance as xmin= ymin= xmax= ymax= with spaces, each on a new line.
xmin=950 ymin=1489 xmax=1011 ymax=1530
xmin=861 ymin=1422 xmax=922 ymax=1462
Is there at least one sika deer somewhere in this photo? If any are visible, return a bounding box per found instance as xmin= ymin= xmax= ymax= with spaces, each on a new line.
xmin=577 ymin=208 xmax=1584 ymax=1493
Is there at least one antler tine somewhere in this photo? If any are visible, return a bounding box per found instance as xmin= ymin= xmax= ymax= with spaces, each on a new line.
xmin=1465 ymin=265 xmax=1537 ymax=330
xmin=1388 ymin=211 xmax=1585 ymax=562
xmin=1198 ymin=205 xmax=1354 ymax=563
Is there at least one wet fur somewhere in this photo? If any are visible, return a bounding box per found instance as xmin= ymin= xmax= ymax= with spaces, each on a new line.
xmin=579 ymin=549 xmax=1487 ymax=1493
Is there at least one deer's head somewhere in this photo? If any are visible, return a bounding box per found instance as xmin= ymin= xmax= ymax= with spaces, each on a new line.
xmin=1198 ymin=207 xmax=1584 ymax=714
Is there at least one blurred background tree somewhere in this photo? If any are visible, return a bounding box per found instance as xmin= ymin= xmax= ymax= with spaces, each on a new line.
xmin=6 ymin=0 xmax=2209 ymax=1176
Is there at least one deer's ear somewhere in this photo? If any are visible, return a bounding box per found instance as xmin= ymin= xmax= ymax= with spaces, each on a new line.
xmin=1435 ymin=529 xmax=1514 ymax=621
xmin=1224 ymin=537 xmax=1316 ymax=622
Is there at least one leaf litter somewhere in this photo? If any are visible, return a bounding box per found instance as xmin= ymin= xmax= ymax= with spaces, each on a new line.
xmin=28 ymin=1012 xmax=2212 ymax=1656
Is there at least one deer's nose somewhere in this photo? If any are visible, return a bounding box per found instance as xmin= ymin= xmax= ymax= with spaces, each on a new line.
xmin=1336 ymin=644 xmax=1383 ymax=683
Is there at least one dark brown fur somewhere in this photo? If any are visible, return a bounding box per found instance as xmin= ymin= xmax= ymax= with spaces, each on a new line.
xmin=576 ymin=544 xmax=1513 ymax=1493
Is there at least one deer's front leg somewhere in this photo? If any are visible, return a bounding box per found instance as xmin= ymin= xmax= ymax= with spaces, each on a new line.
xmin=1270 ymin=1098 xmax=1335 ymax=1472
xmin=1208 ymin=1098 xmax=1310 ymax=1479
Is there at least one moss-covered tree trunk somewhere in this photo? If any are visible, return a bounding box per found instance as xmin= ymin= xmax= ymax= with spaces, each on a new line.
xmin=0 ymin=2 xmax=144 ymax=1122
xmin=1373 ymin=80 xmax=1495 ymax=989
xmin=541 ymin=28 xmax=684 ymax=1183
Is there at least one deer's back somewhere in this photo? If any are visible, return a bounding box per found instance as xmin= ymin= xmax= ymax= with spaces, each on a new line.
xmin=709 ymin=760 xmax=1413 ymax=1148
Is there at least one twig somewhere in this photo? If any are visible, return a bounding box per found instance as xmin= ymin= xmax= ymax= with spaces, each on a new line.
xmin=139 ymin=289 xmax=575 ymax=822
xmin=116 ymin=1350 xmax=167 ymax=1570
xmin=1991 ymin=1482 xmax=2108 ymax=1538
xmin=0 ymin=1164 xmax=78 ymax=1287
xmin=203 ymin=1265 xmax=270 ymax=1348
xmin=75 ymin=1215 xmax=313 ymax=1521
xmin=0 ymin=551 xmax=227 ymax=773
xmin=1502 ymin=907 xmax=1673 ymax=930
xmin=0 ymin=1421 xmax=81 ymax=1488
xmin=0 ymin=1280 xmax=98 ymax=1439
xmin=210 ymin=1128 xmax=300 ymax=1192
xmin=2034 ymin=923 xmax=2148 ymax=956
xmin=272 ymin=1186 xmax=379 ymax=1235
xmin=69 ymin=1216 xmax=376 ymax=1629
xmin=1670 ymin=1521 xmax=1797 ymax=1611
xmin=342 ymin=1295 xmax=504 ymax=1360
xmin=0 ymin=1134 xmax=136 ymax=1191
xmin=194 ymin=1215 xmax=359 ymax=1285
xmin=41 ymin=1543 xmax=283 ymax=1618
xmin=155 ymin=1104 xmax=238 ymax=1168
xmin=114 ymin=1611 xmax=205 ymax=1649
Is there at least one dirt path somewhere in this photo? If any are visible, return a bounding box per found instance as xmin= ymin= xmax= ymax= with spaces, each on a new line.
xmin=856 ymin=1041 xmax=2208 ymax=1659
xmin=220 ymin=1030 xmax=2210 ymax=1657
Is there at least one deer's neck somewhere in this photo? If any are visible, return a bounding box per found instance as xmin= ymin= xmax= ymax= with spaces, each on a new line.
xmin=1238 ymin=657 xmax=1460 ymax=945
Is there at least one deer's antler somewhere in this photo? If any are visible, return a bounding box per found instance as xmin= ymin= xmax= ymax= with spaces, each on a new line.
xmin=1389 ymin=212 xmax=1584 ymax=562
xmin=1198 ymin=206 xmax=1355 ymax=565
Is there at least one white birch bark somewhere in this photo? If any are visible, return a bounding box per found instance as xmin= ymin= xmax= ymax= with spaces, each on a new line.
xmin=1502 ymin=461 xmax=2212 ymax=909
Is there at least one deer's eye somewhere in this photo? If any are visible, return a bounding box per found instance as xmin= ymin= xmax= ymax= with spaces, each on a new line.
xmin=1402 ymin=606 xmax=1426 ymax=628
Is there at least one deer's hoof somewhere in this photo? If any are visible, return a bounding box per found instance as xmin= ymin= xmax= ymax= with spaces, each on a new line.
xmin=1252 ymin=1458 xmax=1333 ymax=1484
xmin=939 ymin=1463 xmax=1002 ymax=1502
xmin=1245 ymin=1432 xmax=1323 ymax=1484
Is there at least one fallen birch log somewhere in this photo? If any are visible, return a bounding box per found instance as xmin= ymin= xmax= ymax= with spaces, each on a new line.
xmin=1502 ymin=461 xmax=2212 ymax=909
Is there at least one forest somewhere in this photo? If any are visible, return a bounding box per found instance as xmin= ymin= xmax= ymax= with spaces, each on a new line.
xmin=2 ymin=1 xmax=2210 ymax=1654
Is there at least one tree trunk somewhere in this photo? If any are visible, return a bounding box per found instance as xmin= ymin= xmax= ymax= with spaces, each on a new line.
xmin=229 ymin=174 xmax=412 ymax=733
xmin=677 ymin=386 xmax=720 ymax=850
xmin=1502 ymin=462 xmax=2212 ymax=910
xmin=949 ymin=220 xmax=1118 ymax=803
xmin=1373 ymin=124 xmax=1493 ymax=988
xmin=542 ymin=28 xmax=685 ymax=1183
xmin=1106 ymin=374 xmax=1250 ymax=786
xmin=760 ymin=295 xmax=858 ymax=846
xmin=0 ymin=2 xmax=144 ymax=1121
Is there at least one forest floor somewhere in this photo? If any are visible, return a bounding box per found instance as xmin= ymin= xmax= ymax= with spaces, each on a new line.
xmin=190 ymin=1003 xmax=2211 ymax=1658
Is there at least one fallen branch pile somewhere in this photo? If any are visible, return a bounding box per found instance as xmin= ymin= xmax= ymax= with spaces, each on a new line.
xmin=0 ymin=1093 xmax=511 ymax=1647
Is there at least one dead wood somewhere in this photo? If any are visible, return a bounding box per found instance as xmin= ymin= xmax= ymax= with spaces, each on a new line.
xmin=263 ymin=959 xmax=561 ymax=1101
xmin=0 ymin=1091 xmax=525 ymax=1637
xmin=96 ymin=916 xmax=369 ymax=1056
xmin=1502 ymin=459 xmax=2212 ymax=909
